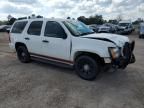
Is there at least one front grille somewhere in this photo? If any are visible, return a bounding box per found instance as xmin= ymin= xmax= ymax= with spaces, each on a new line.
xmin=123 ymin=42 xmax=131 ymax=61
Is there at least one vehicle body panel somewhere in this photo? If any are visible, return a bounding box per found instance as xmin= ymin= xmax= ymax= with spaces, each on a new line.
xmin=40 ymin=20 xmax=71 ymax=61
xmin=23 ymin=19 xmax=43 ymax=54
xmin=98 ymin=25 xmax=111 ymax=33
xmin=9 ymin=18 xmax=135 ymax=68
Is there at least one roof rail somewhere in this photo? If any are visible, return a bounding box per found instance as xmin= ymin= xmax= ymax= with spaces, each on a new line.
xmin=18 ymin=17 xmax=27 ymax=20
xmin=18 ymin=16 xmax=43 ymax=20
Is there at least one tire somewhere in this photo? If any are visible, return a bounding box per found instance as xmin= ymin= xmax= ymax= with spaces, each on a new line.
xmin=17 ymin=46 xmax=31 ymax=63
xmin=75 ymin=56 xmax=99 ymax=81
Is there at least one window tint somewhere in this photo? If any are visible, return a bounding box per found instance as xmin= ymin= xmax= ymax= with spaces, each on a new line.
xmin=11 ymin=21 xmax=27 ymax=33
xmin=44 ymin=21 xmax=67 ymax=39
xmin=27 ymin=21 xmax=43 ymax=36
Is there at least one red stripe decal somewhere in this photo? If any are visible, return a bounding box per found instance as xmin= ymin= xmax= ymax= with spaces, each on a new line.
xmin=30 ymin=52 xmax=73 ymax=64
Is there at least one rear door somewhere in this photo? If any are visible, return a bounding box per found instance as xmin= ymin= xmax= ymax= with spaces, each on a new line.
xmin=24 ymin=20 xmax=43 ymax=54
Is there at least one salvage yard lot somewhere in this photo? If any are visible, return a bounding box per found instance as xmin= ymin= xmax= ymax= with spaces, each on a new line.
xmin=0 ymin=32 xmax=144 ymax=108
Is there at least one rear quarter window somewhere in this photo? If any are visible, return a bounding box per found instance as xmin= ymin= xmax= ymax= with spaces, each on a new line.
xmin=11 ymin=21 xmax=28 ymax=33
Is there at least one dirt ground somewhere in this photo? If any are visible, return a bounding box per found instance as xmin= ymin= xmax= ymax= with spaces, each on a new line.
xmin=0 ymin=32 xmax=144 ymax=108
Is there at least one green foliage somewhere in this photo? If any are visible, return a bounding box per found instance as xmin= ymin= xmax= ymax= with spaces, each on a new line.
xmin=8 ymin=18 xmax=16 ymax=25
xmin=108 ymin=20 xmax=118 ymax=24
xmin=0 ymin=17 xmax=16 ymax=25
xmin=77 ymin=15 xmax=106 ymax=25
xmin=0 ymin=20 xmax=8 ymax=25
xmin=133 ymin=20 xmax=143 ymax=25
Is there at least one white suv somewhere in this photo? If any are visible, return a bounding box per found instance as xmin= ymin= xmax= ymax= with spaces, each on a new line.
xmin=9 ymin=18 xmax=135 ymax=80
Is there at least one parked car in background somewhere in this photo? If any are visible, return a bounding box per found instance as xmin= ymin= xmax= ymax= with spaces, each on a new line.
xmin=118 ymin=21 xmax=134 ymax=34
xmin=139 ymin=23 xmax=144 ymax=38
xmin=103 ymin=23 xmax=117 ymax=33
xmin=89 ymin=23 xmax=119 ymax=34
xmin=98 ymin=25 xmax=111 ymax=33
xmin=0 ymin=25 xmax=7 ymax=32
xmin=0 ymin=25 xmax=11 ymax=33
xmin=88 ymin=24 xmax=100 ymax=33
xmin=5 ymin=25 xmax=12 ymax=33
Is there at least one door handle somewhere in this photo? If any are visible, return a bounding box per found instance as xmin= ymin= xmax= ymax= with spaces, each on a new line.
xmin=24 ymin=37 xmax=30 ymax=40
xmin=42 ymin=40 xmax=49 ymax=43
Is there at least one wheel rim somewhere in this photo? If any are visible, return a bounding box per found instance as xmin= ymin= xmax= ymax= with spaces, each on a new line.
xmin=18 ymin=49 xmax=27 ymax=61
xmin=77 ymin=60 xmax=95 ymax=78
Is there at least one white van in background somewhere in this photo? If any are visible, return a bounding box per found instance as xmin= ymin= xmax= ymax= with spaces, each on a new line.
xmin=139 ymin=23 xmax=144 ymax=38
xmin=118 ymin=21 xmax=134 ymax=34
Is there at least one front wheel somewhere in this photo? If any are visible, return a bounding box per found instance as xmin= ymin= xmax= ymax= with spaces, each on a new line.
xmin=17 ymin=46 xmax=31 ymax=63
xmin=75 ymin=56 xmax=99 ymax=80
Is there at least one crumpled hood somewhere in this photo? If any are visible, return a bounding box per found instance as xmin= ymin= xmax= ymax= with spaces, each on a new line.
xmin=82 ymin=33 xmax=129 ymax=47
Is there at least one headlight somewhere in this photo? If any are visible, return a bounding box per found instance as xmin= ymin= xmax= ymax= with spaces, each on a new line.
xmin=109 ymin=47 xmax=120 ymax=59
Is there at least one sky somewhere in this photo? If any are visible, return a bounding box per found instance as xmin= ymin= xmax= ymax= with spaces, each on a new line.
xmin=0 ymin=0 xmax=144 ymax=21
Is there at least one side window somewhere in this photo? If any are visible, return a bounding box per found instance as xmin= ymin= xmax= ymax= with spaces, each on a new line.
xmin=44 ymin=21 xmax=67 ymax=39
xmin=27 ymin=21 xmax=43 ymax=36
xmin=11 ymin=21 xmax=27 ymax=33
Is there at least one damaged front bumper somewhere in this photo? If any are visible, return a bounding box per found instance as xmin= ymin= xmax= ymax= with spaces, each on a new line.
xmin=111 ymin=41 xmax=136 ymax=69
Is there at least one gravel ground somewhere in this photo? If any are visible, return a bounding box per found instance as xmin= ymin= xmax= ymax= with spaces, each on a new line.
xmin=0 ymin=32 xmax=144 ymax=108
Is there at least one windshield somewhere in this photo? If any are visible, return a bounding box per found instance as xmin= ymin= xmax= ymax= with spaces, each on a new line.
xmin=119 ymin=23 xmax=129 ymax=27
xmin=63 ymin=20 xmax=94 ymax=36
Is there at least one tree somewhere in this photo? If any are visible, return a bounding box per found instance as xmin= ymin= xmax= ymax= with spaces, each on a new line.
xmin=108 ymin=19 xmax=118 ymax=24
xmin=0 ymin=21 xmax=8 ymax=25
xmin=133 ymin=18 xmax=144 ymax=25
xmin=89 ymin=15 xmax=104 ymax=24
xmin=77 ymin=15 xmax=105 ymax=25
xmin=8 ymin=17 xmax=16 ymax=25
xmin=77 ymin=16 xmax=87 ymax=23
xmin=7 ymin=14 xmax=16 ymax=25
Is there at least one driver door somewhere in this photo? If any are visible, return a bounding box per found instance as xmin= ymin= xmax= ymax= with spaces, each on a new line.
xmin=41 ymin=21 xmax=71 ymax=64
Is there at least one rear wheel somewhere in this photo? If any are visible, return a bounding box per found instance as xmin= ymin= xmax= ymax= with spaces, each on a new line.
xmin=75 ymin=56 xmax=99 ymax=80
xmin=17 ymin=46 xmax=31 ymax=63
